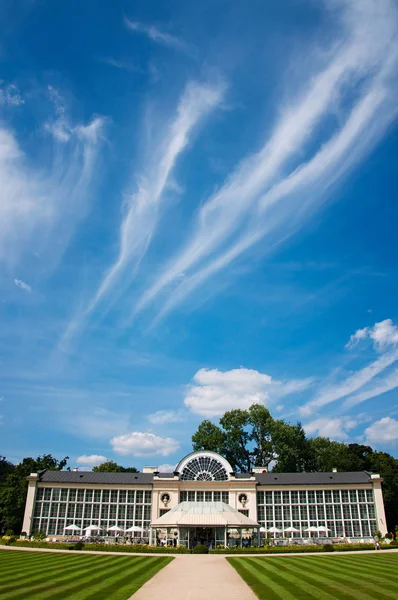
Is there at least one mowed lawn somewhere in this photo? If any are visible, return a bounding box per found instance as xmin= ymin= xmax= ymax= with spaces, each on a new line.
xmin=228 ymin=553 xmax=398 ymax=600
xmin=0 ymin=549 xmax=172 ymax=599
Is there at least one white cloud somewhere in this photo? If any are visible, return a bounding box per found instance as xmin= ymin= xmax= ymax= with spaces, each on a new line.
xmin=135 ymin=0 xmax=398 ymax=323
xmin=346 ymin=319 xmax=398 ymax=350
xmin=111 ymin=432 xmax=179 ymax=457
xmin=125 ymin=19 xmax=186 ymax=51
xmin=0 ymin=86 xmax=106 ymax=269
xmin=364 ymin=417 xmax=398 ymax=444
xmin=147 ymin=410 xmax=185 ymax=425
xmin=184 ymin=367 xmax=313 ymax=417
xmin=14 ymin=278 xmax=31 ymax=292
xmin=88 ymin=79 xmax=224 ymax=314
xmin=304 ymin=417 xmax=357 ymax=441
xmin=157 ymin=463 xmax=176 ymax=473
xmin=77 ymin=454 xmax=108 ymax=467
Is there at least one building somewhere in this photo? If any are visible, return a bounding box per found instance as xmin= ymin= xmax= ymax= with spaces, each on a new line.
xmin=22 ymin=450 xmax=387 ymax=546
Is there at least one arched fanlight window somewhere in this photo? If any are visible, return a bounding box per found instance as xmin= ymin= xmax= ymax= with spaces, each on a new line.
xmin=180 ymin=455 xmax=229 ymax=481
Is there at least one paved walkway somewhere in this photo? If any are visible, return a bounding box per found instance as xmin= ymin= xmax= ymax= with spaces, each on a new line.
xmin=131 ymin=554 xmax=257 ymax=600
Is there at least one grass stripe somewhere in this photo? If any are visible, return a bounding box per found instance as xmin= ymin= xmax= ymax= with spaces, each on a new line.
xmin=250 ymin=557 xmax=352 ymax=600
xmin=229 ymin=557 xmax=298 ymax=600
xmin=229 ymin=554 xmax=398 ymax=600
xmin=31 ymin=556 xmax=152 ymax=600
xmin=0 ymin=556 xmax=145 ymax=599
xmin=291 ymin=556 xmax=398 ymax=587
xmin=0 ymin=553 xmax=111 ymax=590
xmin=272 ymin=557 xmax=397 ymax=600
xmin=0 ymin=552 xmax=98 ymax=585
xmin=71 ymin=557 xmax=172 ymax=600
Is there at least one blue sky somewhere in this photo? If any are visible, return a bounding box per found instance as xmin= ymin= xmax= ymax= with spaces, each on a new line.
xmin=1 ymin=0 xmax=398 ymax=470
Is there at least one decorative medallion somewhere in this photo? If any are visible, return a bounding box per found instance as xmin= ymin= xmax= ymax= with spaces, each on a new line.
xmin=161 ymin=492 xmax=170 ymax=505
xmin=238 ymin=493 xmax=248 ymax=506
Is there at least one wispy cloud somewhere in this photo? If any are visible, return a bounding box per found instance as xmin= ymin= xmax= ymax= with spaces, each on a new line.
xmin=0 ymin=82 xmax=24 ymax=106
xmin=85 ymin=79 xmax=225 ymax=314
xmin=147 ymin=410 xmax=185 ymax=425
xmin=99 ymin=57 xmax=143 ymax=72
xmin=300 ymin=318 xmax=398 ymax=416
xmin=343 ymin=368 xmax=398 ymax=408
xmin=135 ymin=0 xmax=398 ymax=323
xmin=14 ymin=278 xmax=31 ymax=292
xmin=0 ymin=86 xmax=106 ymax=270
xmin=125 ymin=18 xmax=186 ymax=52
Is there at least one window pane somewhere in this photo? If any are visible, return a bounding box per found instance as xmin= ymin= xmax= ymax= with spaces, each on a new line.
xmin=349 ymin=490 xmax=357 ymax=503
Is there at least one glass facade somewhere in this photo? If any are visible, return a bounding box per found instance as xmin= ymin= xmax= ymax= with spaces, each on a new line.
xmin=257 ymin=488 xmax=376 ymax=537
xmin=32 ymin=487 xmax=152 ymax=536
xmin=179 ymin=491 xmax=229 ymax=503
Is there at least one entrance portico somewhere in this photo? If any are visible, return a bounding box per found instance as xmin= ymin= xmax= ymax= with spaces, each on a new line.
xmin=151 ymin=501 xmax=259 ymax=549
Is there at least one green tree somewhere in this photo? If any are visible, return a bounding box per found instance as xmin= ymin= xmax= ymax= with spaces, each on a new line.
xmin=92 ymin=461 xmax=138 ymax=473
xmin=0 ymin=454 xmax=69 ymax=533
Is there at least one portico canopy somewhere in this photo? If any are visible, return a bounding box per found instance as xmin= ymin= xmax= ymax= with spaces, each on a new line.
xmin=151 ymin=501 xmax=259 ymax=528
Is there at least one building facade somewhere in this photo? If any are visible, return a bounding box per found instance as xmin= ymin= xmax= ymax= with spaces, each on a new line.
xmin=22 ymin=450 xmax=387 ymax=542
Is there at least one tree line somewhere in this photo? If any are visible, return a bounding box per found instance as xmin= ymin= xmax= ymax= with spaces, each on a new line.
xmin=1 ymin=405 xmax=397 ymax=532
xmin=192 ymin=405 xmax=398 ymax=530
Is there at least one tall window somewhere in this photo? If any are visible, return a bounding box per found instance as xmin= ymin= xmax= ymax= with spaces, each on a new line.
xmin=256 ymin=488 xmax=377 ymax=538
xmin=32 ymin=487 xmax=152 ymax=536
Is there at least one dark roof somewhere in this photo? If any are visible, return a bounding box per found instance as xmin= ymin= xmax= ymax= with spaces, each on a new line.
xmin=38 ymin=470 xmax=153 ymax=485
xmin=254 ymin=471 xmax=373 ymax=486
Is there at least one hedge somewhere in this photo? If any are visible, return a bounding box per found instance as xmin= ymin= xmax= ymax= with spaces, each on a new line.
xmin=210 ymin=543 xmax=395 ymax=554
xmin=0 ymin=539 xmax=189 ymax=554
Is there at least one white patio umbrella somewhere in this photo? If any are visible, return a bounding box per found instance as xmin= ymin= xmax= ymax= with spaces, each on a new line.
xmin=259 ymin=527 xmax=267 ymax=533
xmin=317 ymin=526 xmax=331 ymax=533
xmin=125 ymin=526 xmax=143 ymax=533
xmin=64 ymin=524 xmax=80 ymax=532
xmin=284 ymin=526 xmax=299 ymax=532
xmin=268 ymin=526 xmax=282 ymax=533
xmin=108 ymin=525 xmax=124 ymax=532
xmin=305 ymin=526 xmax=319 ymax=532
xmin=83 ymin=525 xmax=101 ymax=534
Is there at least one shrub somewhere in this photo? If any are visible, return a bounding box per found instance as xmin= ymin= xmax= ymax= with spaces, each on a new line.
xmin=323 ymin=544 xmax=335 ymax=552
xmin=74 ymin=541 xmax=85 ymax=550
xmin=193 ymin=544 xmax=209 ymax=554
xmin=5 ymin=529 xmax=14 ymax=537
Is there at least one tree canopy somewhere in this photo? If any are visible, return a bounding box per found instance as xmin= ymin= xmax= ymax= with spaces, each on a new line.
xmin=92 ymin=460 xmax=138 ymax=473
xmin=192 ymin=404 xmax=398 ymax=529
xmin=0 ymin=454 xmax=69 ymax=533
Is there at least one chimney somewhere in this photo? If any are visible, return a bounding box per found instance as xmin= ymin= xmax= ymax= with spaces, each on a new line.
xmin=252 ymin=466 xmax=268 ymax=474
xmin=143 ymin=466 xmax=158 ymax=473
